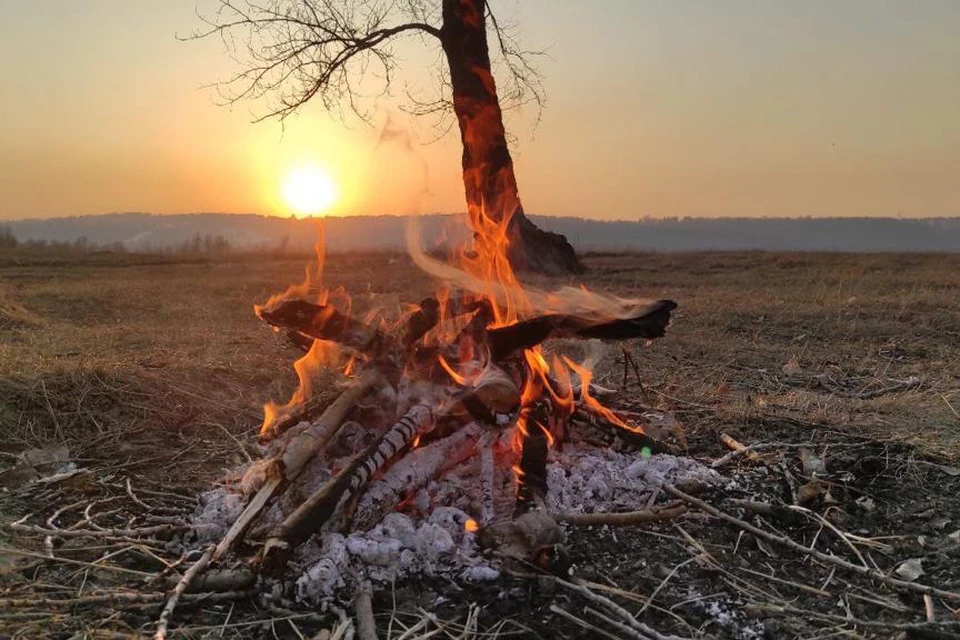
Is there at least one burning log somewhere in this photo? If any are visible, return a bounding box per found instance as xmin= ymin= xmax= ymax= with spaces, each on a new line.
xmin=514 ymin=414 xmax=550 ymax=516
xmin=478 ymin=408 xmax=567 ymax=574
xmin=401 ymin=297 xmax=441 ymax=349
xmin=485 ymin=300 xmax=678 ymax=361
xmin=258 ymin=300 xmax=394 ymax=358
xmin=260 ymin=298 xmax=677 ymax=368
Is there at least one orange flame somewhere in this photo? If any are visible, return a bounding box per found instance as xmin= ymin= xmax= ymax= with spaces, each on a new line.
xmin=256 ymin=221 xmax=355 ymax=438
xmin=260 ymin=337 xmax=341 ymax=436
xmin=255 ymin=228 xmax=328 ymax=316
xmin=562 ymin=356 xmax=646 ymax=435
xmin=438 ymin=354 xmax=469 ymax=386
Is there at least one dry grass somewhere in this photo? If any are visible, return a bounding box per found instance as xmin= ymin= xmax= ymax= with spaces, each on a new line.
xmin=1 ymin=248 xmax=957 ymax=487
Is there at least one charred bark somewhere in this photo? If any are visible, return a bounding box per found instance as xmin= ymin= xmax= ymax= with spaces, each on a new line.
xmin=260 ymin=298 xmax=676 ymax=367
xmin=486 ymin=299 xmax=678 ymax=361
xmin=440 ymin=0 xmax=583 ymax=275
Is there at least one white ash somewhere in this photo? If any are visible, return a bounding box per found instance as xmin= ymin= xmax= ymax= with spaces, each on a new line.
xmin=191 ymin=488 xmax=246 ymax=542
xmin=294 ymin=508 xmax=496 ymax=604
xmin=545 ymin=449 xmax=724 ymax=515
xmin=189 ymin=439 xmax=722 ymax=601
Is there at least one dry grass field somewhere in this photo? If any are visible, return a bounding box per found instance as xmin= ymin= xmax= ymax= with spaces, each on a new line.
xmin=2 ymin=248 xmax=959 ymax=637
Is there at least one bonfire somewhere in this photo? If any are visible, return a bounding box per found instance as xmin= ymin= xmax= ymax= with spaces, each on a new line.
xmin=176 ymin=189 xmax=696 ymax=618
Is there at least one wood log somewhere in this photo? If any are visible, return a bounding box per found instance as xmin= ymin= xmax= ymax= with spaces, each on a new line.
xmin=279 ymin=371 xmax=381 ymax=468
xmin=514 ymin=418 xmax=549 ymax=517
xmin=401 ymin=297 xmax=440 ymax=349
xmin=485 ymin=300 xmax=677 ymax=361
xmin=258 ymin=300 xmax=395 ymax=357
xmin=471 ymin=364 xmax=521 ymax=413
xmin=257 ymin=405 xmax=435 ymax=572
xmin=213 ymin=375 xmax=380 ymax=561
xmin=340 ymin=404 xmax=434 ymax=507
xmin=353 ymin=422 xmax=485 ymax=530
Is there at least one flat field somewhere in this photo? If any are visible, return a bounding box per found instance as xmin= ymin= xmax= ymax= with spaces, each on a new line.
xmin=1 ymin=249 xmax=959 ymax=637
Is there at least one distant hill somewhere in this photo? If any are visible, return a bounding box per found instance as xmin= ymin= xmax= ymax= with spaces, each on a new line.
xmin=6 ymin=212 xmax=960 ymax=253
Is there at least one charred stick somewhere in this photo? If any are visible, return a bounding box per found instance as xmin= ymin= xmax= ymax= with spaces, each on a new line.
xmin=480 ymin=441 xmax=495 ymax=525
xmin=571 ymin=409 xmax=662 ymax=454
xmin=163 ymin=568 xmax=256 ymax=593
xmin=279 ymin=370 xmax=381 ymax=467
xmin=514 ymin=408 xmax=550 ymax=517
xmin=258 ymin=299 xmax=395 ymax=357
xmin=455 ymin=298 xmax=494 ymax=346
xmin=485 ymin=300 xmax=677 ymax=361
xmin=401 ymin=297 xmax=440 ymax=349
xmin=343 ymin=404 xmax=434 ymax=503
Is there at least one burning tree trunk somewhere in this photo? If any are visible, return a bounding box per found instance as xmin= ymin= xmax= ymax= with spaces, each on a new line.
xmin=440 ymin=0 xmax=583 ymax=276
xmin=196 ymin=0 xmax=585 ymax=275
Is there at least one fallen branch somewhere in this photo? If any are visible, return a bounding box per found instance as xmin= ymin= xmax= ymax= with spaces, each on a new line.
xmin=718 ymin=433 xmax=761 ymax=462
xmin=7 ymin=522 xmax=186 ymax=539
xmin=0 ymin=590 xmax=252 ymax=610
xmin=751 ymin=601 xmax=960 ymax=632
xmin=556 ymin=504 xmax=687 ymax=527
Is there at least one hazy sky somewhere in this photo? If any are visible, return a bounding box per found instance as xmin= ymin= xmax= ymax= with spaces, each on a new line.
xmin=2 ymin=0 xmax=958 ymax=221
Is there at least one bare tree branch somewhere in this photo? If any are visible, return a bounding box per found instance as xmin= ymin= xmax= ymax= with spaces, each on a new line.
xmin=186 ymin=0 xmax=444 ymax=121
xmin=186 ymin=0 xmax=543 ymax=128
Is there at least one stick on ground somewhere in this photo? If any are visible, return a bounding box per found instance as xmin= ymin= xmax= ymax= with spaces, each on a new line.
xmin=154 ymin=545 xmax=214 ymax=640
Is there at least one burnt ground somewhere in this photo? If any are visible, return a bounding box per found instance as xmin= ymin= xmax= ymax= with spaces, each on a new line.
xmin=1 ymin=249 xmax=959 ymax=638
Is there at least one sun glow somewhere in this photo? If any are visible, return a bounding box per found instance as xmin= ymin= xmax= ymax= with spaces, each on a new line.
xmin=282 ymin=165 xmax=338 ymax=216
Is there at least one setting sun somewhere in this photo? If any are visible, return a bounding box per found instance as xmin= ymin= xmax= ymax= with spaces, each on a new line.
xmin=282 ymin=165 xmax=338 ymax=216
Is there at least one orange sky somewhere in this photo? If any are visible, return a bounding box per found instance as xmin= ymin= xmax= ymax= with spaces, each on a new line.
xmin=1 ymin=1 xmax=958 ymax=221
